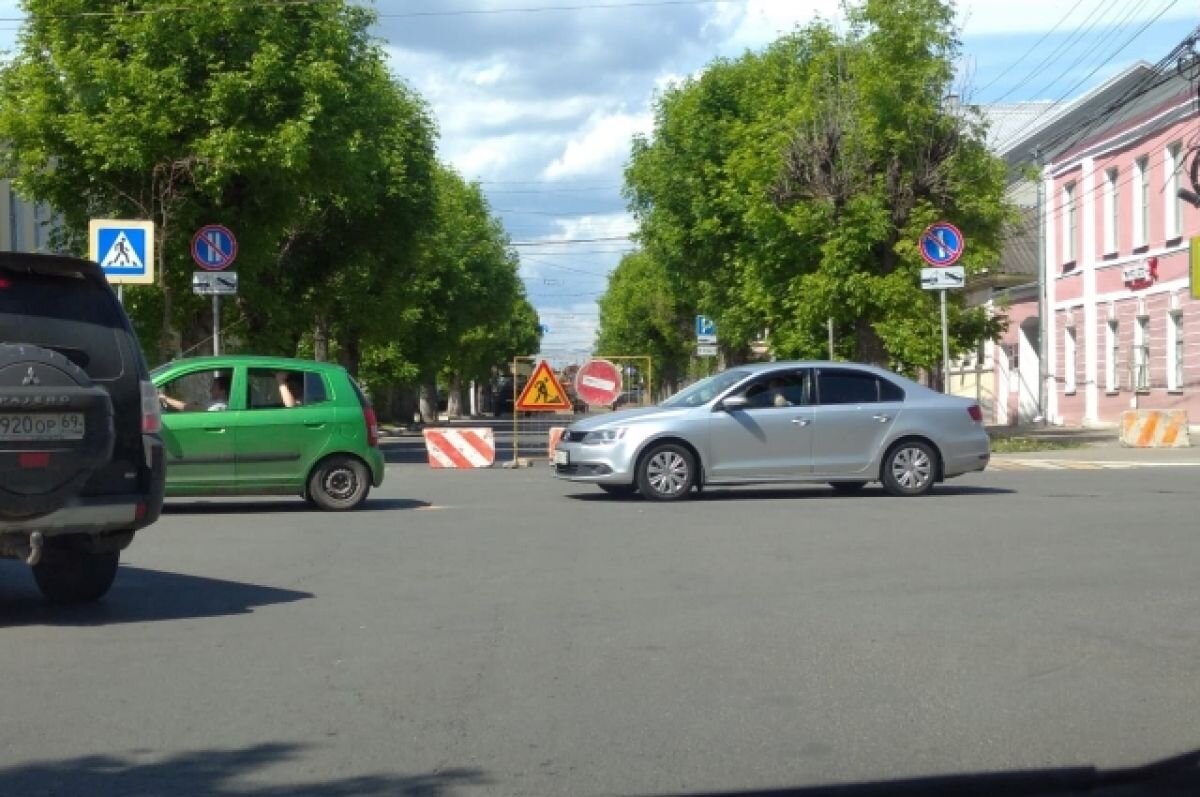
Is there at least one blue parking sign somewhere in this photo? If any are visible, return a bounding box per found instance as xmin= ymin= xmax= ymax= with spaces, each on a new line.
xmin=89 ymin=219 xmax=155 ymax=285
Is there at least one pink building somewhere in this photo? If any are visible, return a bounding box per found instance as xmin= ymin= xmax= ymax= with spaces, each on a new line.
xmin=1044 ymin=78 xmax=1199 ymax=427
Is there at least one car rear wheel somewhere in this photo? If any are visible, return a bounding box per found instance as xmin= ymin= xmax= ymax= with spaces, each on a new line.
xmin=881 ymin=441 xmax=938 ymax=497
xmin=32 ymin=548 xmax=120 ymax=604
xmin=308 ymin=455 xmax=370 ymax=511
xmin=829 ymin=481 xmax=867 ymax=494
xmin=636 ymin=443 xmax=695 ymax=501
xmin=598 ymin=484 xmax=637 ymax=497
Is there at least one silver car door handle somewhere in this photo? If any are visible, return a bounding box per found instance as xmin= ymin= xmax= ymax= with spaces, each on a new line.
xmin=791 ymin=418 xmax=811 ymax=426
xmin=873 ymin=414 xmax=891 ymax=423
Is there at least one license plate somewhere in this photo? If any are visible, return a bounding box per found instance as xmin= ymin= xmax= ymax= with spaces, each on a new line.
xmin=0 ymin=413 xmax=85 ymax=441
xmin=554 ymin=449 xmax=569 ymax=466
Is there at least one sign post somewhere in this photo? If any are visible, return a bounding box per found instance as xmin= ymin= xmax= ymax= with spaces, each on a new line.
xmin=191 ymin=224 xmax=238 ymax=355
xmin=919 ymin=221 xmax=965 ymax=393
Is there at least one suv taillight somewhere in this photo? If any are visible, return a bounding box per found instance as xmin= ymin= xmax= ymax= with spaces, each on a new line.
xmin=140 ymin=380 xmax=162 ymax=434
xmin=967 ymin=404 xmax=983 ymax=423
xmin=363 ymin=405 xmax=380 ymax=447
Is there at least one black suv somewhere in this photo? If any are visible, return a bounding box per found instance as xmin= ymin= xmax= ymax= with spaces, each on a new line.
xmin=0 ymin=253 xmax=165 ymax=603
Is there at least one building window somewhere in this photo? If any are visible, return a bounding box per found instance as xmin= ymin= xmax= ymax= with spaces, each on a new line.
xmin=1133 ymin=315 xmax=1150 ymax=391
xmin=1165 ymin=142 xmax=1183 ymax=241
xmin=1064 ymin=182 xmax=1077 ymax=262
xmin=1103 ymin=168 xmax=1119 ymax=254
xmin=1106 ymin=319 xmax=1119 ymax=392
xmin=1134 ymin=156 xmax=1150 ymax=248
xmin=1064 ymin=325 xmax=1077 ymax=393
xmin=1167 ymin=311 xmax=1183 ymax=391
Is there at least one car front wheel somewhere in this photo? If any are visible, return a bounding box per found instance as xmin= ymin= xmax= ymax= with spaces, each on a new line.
xmin=308 ymin=456 xmax=371 ymax=511
xmin=636 ymin=443 xmax=696 ymax=501
xmin=881 ymin=441 xmax=938 ymax=497
xmin=32 ymin=548 xmax=120 ymax=604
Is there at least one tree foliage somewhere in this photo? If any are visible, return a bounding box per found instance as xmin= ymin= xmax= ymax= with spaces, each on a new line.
xmin=620 ymin=0 xmax=1012 ymax=373
xmin=0 ymin=0 xmax=536 ymax=420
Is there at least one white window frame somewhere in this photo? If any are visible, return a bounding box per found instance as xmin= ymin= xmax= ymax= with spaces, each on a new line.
xmin=1167 ymin=310 xmax=1183 ymax=391
xmin=1133 ymin=315 xmax=1150 ymax=391
xmin=1064 ymin=182 xmax=1077 ymax=263
xmin=1165 ymin=142 xmax=1183 ymax=241
xmin=1134 ymin=156 xmax=1150 ymax=248
xmin=1103 ymin=168 xmax=1119 ymax=254
xmin=1064 ymin=323 xmax=1077 ymax=394
xmin=1105 ymin=319 xmax=1119 ymax=392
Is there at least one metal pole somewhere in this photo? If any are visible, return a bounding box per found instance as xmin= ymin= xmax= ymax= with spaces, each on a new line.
xmin=940 ymin=289 xmax=950 ymax=394
xmin=512 ymin=357 xmax=519 ymax=464
xmin=212 ymin=294 xmax=220 ymax=356
xmin=1034 ymin=148 xmax=1048 ymax=424
xmin=827 ymin=318 xmax=835 ymax=360
xmin=117 ymin=285 xmax=124 ymax=305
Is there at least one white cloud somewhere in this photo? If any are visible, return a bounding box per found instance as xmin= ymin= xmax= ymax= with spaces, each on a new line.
xmin=541 ymin=110 xmax=653 ymax=181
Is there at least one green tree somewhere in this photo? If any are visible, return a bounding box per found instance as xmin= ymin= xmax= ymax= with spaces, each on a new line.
xmin=595 ymin=251 xmax=690 ymax=393
xmin=623 ymin=0 xmax=1011 ymax=373
xmin=0 ymin=0 xmax=435 ymax=363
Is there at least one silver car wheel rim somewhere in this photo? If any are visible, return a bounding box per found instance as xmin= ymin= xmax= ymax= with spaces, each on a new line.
xmin=647 ymin=451 xmax=688 ymax=495
xmin=324 ymin=467 xmax=358 ymax=501
xmin=891 ymin=447 xmax=931 ymax=491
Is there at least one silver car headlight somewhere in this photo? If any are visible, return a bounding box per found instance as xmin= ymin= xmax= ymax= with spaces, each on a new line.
xmin=582 ymin=428 xmax=627 ymax=445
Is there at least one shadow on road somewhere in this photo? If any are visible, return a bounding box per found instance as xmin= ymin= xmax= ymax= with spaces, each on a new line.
xmin=163 ymin=497 xmax=429 ymax=514
xmin=0 ymin=742 xmax=488 ymax=796
xmin=564 ymin=485 xmax=1015 ymax=502
xmin=0 ymin=564 xmax=311 ymax=626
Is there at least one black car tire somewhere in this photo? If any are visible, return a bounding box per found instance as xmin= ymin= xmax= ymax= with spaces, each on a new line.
xmin=881 ymin=440 xmax=938 ymax=497
xmin=829 ymin=481 xmax=868 ymax=494
xmin=308 ymin=455 xmax=370 ymax=511
xmin=32 ymin=548 xmax=120 ymax=604
xmin=598 ymin=484 xmax=638 ymax=497
xmin=635 ymin=443 xmax=696 ymax=501
xmin=0 ymin=343 xmax=114 ymax=518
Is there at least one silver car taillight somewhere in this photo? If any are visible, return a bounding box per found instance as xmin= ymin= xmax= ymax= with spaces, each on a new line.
xmin=140 ymin=380 xmax=162 ymax=434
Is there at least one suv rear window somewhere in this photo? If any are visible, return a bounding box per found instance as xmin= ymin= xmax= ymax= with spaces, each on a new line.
xmin=0 ymin=270 xmax=127 ymax=379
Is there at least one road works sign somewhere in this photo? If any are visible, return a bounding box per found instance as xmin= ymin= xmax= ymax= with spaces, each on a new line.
xmin=89 ymin=220 xmax=155 ymax=285
xmin=516 ymin=360 xmax=572 ymax=411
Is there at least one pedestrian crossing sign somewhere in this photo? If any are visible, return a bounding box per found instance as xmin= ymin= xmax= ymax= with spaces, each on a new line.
xmin=89 ymin=219 xmax=155 ymax=285
xmin=516 ymin=360 xmax=572 ymax=411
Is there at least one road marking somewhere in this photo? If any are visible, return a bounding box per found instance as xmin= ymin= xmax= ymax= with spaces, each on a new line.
xmin=988 ymin=459 xmax=1200 ymax=472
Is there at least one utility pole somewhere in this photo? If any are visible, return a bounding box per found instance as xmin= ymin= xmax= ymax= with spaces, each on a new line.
xmin=1034 ymin=147 xmax=1048 ymax=425
xmin=827 ymin=318 xmax=834 ymax=360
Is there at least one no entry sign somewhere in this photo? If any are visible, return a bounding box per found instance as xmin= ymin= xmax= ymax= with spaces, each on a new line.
xmin=575 ymin=359 xmax=623 ymax=407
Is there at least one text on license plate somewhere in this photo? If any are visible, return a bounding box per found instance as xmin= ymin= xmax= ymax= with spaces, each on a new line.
xmin=0 ymin=413 xmax=85 ymax=441
xmin=554 ymin=449 xmax=569 ymax=466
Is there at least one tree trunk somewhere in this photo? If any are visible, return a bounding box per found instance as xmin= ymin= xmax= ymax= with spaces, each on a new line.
xmin=313 ymin=314 xmax=329 ymax=362
xmin=394 ymin=385 xmax=419 ymax=427
xmin=418 ymin=381 xmax=438 ymax=424
xmin=853 ymin=319 xmax=888 ymax=366
xmin=157 ymin=228 xmax=181 ymax=363
xmin=337 ymin=335 xmax=361 ymax=376
xmin=445 ymin=373 xmax=463 ymax=418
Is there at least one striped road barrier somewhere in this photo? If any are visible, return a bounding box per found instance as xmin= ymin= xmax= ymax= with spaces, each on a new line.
xmin=422 ymin=428 xmax=496 ymax=469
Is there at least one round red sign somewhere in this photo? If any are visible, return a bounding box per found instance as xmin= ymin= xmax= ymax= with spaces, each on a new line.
xmin=575 ymin=359 xmax=623 ymax=407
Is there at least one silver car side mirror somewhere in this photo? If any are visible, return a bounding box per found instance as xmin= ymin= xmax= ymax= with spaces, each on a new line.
xmin=720 ymin=395 xmax=749 ymax=411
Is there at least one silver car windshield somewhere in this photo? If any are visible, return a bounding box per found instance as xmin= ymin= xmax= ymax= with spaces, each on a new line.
xmin=660 ymin=370 xmax=750 ymax=408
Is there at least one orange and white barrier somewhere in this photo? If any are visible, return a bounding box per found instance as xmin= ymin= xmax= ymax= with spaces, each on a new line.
xmin=422 ymin=428 xmax=496 ymax=468
xmin=1120 ymin=410 xmax=1190 ymax=448
xmin=548 ymin=426 xmax=566 ymax=459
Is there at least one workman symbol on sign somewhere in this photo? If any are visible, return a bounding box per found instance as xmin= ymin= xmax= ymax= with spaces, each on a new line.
xmin=535 ymin=381 xmax=559 ymax=404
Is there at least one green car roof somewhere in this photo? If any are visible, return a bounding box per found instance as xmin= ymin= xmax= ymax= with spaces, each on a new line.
xmin=152 ymin=355 xmax=349 ymax=375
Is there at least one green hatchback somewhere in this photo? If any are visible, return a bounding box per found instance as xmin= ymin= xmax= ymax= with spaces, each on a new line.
xmin=151 ymin=356 xmax=384 ymax=510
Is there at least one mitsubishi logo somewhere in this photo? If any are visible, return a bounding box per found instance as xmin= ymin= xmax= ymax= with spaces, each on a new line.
xmin=21 ymin=367 xmax=40 ymax=386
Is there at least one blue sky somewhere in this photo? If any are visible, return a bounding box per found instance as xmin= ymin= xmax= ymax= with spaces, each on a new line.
xmin=0 ymin=1 xmax=1194 ymax=355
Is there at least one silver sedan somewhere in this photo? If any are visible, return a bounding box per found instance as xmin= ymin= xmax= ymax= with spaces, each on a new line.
xmin=552 ymin=361 xmax=989 ymax=500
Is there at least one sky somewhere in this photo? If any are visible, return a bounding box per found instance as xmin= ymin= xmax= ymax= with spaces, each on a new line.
xmin=0 ymin=0 xmax=1195 ymax=358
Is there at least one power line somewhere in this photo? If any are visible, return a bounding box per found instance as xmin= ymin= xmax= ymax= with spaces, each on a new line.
xmin=973 ymin=0 xmax=1090 ymax=98
xmin=511 ymin=235 xmax=632 ymax=246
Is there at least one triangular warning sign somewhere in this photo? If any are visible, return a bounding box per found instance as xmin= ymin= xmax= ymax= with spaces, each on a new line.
xmin=516 ymin=360 xmax=572 ymax=411
xmin=100 ymin=231 xmax=143 ymax=271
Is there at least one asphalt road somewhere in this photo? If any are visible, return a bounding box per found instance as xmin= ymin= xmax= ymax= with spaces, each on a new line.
xmin=2 ymin=459 xmax=1199 ymax=796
